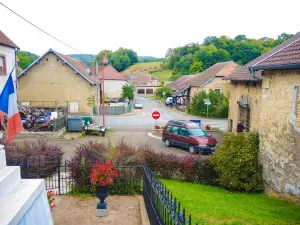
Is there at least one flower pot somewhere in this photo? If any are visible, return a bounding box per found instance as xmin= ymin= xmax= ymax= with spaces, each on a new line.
xmin=95 ymin=184 xmax=109 ymax=216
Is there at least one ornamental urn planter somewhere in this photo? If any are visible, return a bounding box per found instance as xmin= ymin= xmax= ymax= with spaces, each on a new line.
xmin=95 ymin=184 xmax=109 ymax=216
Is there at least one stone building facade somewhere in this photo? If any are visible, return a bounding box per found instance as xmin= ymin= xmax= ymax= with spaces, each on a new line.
xmin=226 ymin=33 xmax=300 ymax=197
xmin=227 ymin=82 xmax=262 ymax=132
xmin=258 ymin=69 xmax=300 ymax=196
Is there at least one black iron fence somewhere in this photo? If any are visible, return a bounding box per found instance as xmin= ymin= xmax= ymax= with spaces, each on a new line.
xmin=143 ymin=165 xmax=197 ymax=225
xmin=7 ymin=157 xmax=197 ymax=224
xmin=6 ymin=157 xmax=143 ymax=195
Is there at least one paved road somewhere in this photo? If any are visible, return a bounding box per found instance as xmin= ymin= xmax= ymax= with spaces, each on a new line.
xmin=95 ymin=96 xmax=228 ymax=130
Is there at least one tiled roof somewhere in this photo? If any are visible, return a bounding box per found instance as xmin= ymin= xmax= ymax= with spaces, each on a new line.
xmin=58 ymin=53 xmax=91 ymax=79
xmin=251 ymin=34 xmax=300 ymax=70
xmin=168 ymin=75 xmax=196 ymax=90
xmin=190 ymin=61 xmax=238 ymax=87
xmin=89 ymin=65 xmax=125 ymax=82
xmin=0 ymin=30 xmax=19 ymax=49
xmin=18 ymin=49 xmax=94 ymax=84
xmin=226 ymin=33 xmax=300 ymax=81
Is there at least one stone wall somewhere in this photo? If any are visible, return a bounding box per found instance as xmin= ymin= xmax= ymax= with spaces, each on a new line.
xmin=259 ymin=69 xmax=300 ymax=197
xmin=228 ymin=81 xmax=262 ymax=132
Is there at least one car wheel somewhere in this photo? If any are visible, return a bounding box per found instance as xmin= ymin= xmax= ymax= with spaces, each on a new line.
xmin=165 ymin=139 xmax=171 ymax=147
xmin=189 ymin=145 xmax=196 ymax=154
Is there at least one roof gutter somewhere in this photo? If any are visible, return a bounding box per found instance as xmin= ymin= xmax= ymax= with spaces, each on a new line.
xmin=248 ymin=66 xmax=258 ymax=80
xmin=249 ymin=63 xmax=300 ymax=72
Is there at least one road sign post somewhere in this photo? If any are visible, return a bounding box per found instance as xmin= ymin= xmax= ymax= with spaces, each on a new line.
xmin=152 ymin=111 xmax=161 ymax=127
xmin=87 ymin=96 xmax=96 ymax=117
xmin=203 ymin=99 xmax=211 ymax=118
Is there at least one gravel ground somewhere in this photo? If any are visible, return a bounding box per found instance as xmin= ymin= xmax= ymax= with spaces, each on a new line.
xmin=52 ymin=195 xmax=141 ymax=225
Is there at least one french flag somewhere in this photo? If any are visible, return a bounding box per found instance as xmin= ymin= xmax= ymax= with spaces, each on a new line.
xmin=0 ymin=72 xmax=23 ymax=143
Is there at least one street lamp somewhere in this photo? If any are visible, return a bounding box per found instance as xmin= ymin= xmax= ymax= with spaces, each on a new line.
xmin=101 ymin=52 xmax=109 ymax=126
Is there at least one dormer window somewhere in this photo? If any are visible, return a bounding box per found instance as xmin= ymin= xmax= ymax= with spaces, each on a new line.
xmin=0 ymin=54 xmax=7 ymax=75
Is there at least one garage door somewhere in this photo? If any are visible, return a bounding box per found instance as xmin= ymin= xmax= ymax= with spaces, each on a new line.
xmin=137 ymin=89 xmax=145 ymax=94
xmin=146 ymin=89 xmax=153 ymax=94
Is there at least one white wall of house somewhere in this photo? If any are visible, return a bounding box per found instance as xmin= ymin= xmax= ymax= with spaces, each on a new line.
xmin=102 ymin=80 xmax=129 ymax=98
xmin=0 ymin=45 xmax=17 ymax=93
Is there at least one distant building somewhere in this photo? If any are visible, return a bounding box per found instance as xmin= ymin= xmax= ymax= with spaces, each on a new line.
xmin=0 ymin=30 xmax=20 ymax=93
xmin=226 ymin=33 xmax=300 ymax=197
xmin=125 ymin=74 xmax=160 ymax=95
xmin=89 ymin=65 xmax=129 ymax=98
xmin=168 ymin=61 xmax=239 ymax=107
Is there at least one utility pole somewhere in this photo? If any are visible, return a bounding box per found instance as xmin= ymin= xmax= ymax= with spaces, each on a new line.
xmin=95 ymin=56 xmax=99 ymax=115
xmin=101 ymin=52 xmax=108 ymax=126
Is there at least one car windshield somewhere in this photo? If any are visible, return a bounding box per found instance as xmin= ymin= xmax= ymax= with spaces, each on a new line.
xmin=189 ymin=128 xmax=209 ymax=137
xmin=135 ymin=102 xmax=142 ymax=105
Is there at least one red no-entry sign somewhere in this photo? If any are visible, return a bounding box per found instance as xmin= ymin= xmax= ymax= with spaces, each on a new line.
xmin=152 ymin=111 xmax=160 ymax=120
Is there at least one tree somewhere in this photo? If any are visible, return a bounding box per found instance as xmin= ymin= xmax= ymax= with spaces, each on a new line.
xmin=234 ymin=35 xmax=247 ymax=42
xmin=189 ymin=61 xmax=204 ymax=74
xmin=17 ymin=51 xmax=39 ymax=69
xmin=122 ymin=84 xmax=135 ymax=100
xmin=155 ymin=86 xmax=173 ymax=98
xmin=18 ymin=55 xmax=30 ymax=70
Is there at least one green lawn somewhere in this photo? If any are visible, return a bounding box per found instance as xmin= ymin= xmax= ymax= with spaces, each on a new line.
xmin=161 ymin=179 xmax=300 ymax=225
xmin=150 ymin=69 xmax=172 ymax=82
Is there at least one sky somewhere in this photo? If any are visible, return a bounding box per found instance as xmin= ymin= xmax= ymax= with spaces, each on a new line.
xmin=1 ymin=0 xmax=299 ymax=58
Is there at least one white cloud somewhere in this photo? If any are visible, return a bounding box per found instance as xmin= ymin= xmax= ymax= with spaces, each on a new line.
xmin=1 ymin=0 xmax=299 ymax=57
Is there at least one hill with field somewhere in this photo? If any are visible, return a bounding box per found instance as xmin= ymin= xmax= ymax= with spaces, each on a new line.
xmin=123 ymin=62 xmax=172 ymax=82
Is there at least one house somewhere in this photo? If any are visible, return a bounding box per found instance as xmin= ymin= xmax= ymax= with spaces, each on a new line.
xmin=226 ymin=33 xmax=300 ymax=197
xmin=168 ymin=61 xmax=239 ymax=107
xmin=18 ymin=48 xmax=95 ymax=114
xmin=0 ymin=30 xmax=20 ymax=93
xmin=125 ymin=74 xmax=160 ymax=95
xmin=89 ymin=65 xmax=128 ymax=98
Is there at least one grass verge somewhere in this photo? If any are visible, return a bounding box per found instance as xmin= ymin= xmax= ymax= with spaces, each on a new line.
xmin=161 ymin=179 xmax=300 ymax=225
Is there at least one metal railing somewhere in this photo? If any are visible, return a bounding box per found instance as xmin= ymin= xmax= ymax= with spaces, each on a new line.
xmin=143 ymin=165 xmax=197 ymax=225
xmin=53 ymin=114 xmax=67 ymax=132
xmin=7 ymin=156 xmax=197 ymax=224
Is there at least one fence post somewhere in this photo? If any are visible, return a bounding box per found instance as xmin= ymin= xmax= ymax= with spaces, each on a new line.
xmin=57 ymin=157 xmax=61 ymax=195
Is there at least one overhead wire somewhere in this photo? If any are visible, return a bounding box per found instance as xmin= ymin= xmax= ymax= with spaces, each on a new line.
xmin=0 ymin=2 xmax=86 ymax=54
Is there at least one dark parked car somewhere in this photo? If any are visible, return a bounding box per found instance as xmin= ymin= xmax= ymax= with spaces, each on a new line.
xmin=119 ymin=98 xmax=125 ymax=102
xmin=162 ymin=120 xmax=217 ymax=154
xmin=111 ymin=98 xmax=119 ymax=103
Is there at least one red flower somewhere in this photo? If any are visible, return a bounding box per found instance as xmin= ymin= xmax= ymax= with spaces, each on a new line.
xmin=90 ymin=160 xmax=119 ymax=186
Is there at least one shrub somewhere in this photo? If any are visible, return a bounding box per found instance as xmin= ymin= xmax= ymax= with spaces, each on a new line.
xmin=3 ymin=139 xmax=63 ymax=159
xmin=210 ymin=132 xmax=264 ymax=192
xmin=2 ymin=139 xmax=63 ymax=178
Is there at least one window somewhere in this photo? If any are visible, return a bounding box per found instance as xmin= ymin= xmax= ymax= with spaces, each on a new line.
xmin=189 ymin=128 xmax=208 ymax=137
xmin=170 ymin=126 xmax=179 ymax=134
xmin=0 ymin=54 xmax=7 ymax=75
xmin=214 ymin=89 xmax=221 ymax=94
xmin=70 ymin=102 xmax=79 ymax=113
xmin=166 ymin=126 xmax=173 ymax=132
xmin=179 ymin=128 xmax=190 ymax=137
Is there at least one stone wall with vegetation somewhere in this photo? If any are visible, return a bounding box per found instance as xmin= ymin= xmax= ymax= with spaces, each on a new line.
xmin=228 ymin=82 xmax=262 ymax=132
xmin=260 ymin=69 xmax=300 ymax=197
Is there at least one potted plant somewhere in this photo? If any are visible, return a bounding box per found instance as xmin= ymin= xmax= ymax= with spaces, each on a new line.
xmin=90 ymin=160 xmax=118 ymax=216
